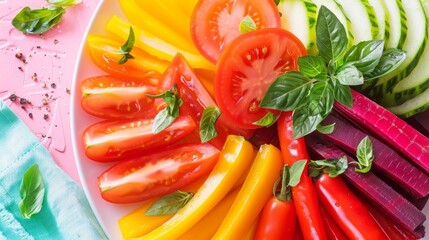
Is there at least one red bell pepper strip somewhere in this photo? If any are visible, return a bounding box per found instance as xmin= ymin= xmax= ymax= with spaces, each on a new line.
xmin=277 ymin=112 xmax=327 ymax=240
xmin=314 ymin=173 xmax=388 ymax=240
xmin=319 ymin=205 xmax=348 ymax=240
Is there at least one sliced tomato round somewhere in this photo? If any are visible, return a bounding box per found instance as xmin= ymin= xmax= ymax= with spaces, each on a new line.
xmin=83 ymin=115 xmax=196 ymax=162
xmin=98 ymin=143 xmax=219 ymax=203
xmin=215 ymin=28 xmax=307 ymax=129
xmin=191 ymin=0 xmax=281 ymax=63
xmin=87 ymin=35 xmax=169 ymax=82
xmin=81 ymin=75 xmax=168 ymax=119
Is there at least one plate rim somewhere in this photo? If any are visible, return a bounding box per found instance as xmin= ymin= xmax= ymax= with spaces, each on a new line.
xmin=70 ymin=0 xmax=111 ymax=239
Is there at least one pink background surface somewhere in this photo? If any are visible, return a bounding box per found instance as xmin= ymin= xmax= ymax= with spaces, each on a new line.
xmin=0 ymin=0 xmax=100 ymax=183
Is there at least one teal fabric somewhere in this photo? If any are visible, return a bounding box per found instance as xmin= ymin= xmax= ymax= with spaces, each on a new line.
xmin=0 ymin=100 xmax=107 ymax=240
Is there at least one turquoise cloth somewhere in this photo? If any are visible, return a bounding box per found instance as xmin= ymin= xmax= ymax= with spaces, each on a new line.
xmin=0 ymin=100 xmax=107 ymax=240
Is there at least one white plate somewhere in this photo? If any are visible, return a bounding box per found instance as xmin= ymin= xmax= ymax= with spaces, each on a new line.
xmin=70 ymin=1 xmax=143 ymax=239
xmin=70 ymin=1 xmax=429 ymax=239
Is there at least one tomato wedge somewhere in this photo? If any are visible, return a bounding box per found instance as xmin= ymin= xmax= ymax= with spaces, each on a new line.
xmin=87 ymin=35 xmax=169 ymax=80
xmin=83 ymin=115 xmax=196 ymax=162
xmin=81 ymin=75 xmax=165 ymax=119
xmin=98 ymin=143 xmax=219 ymax=203
xmin=166 ymin=54 xmax=254 ymax=148
xmin=191 ymin=0 xmax=281 ymax=63
xmin=215 ymin=28 xmax=307 ymax=129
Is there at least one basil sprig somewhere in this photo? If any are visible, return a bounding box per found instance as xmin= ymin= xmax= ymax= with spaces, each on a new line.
xmin=145 ymin=191 xmax=194 ymax=216
xmin=19 ymin=164 xmax=45 ymax=219
xmin=261 ymin=6 xmax=406 ymax=138
xmin=309 ymin=156 xmax=348 ymax=178
xmin=12 ymin=0 xmax=81 ymax=34
xmin=12 ymin=7 xmax=65 ymax=34
xmin=309 ymin=136 xmax=374 ymax=177
xmin=146 ymin=84 xmax=183 ymax=133
xmin=118 ymin=27 xmax=135 ymax=64
xmin=200 ymin=106 xmax=221 ymax=143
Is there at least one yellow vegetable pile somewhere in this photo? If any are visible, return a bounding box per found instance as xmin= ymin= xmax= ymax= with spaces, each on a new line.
xmin=119 ymin=135 xmax=283 ymax=239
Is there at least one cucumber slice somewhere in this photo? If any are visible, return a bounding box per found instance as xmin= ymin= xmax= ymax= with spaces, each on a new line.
xmin=379 ymin=0 xmax=407 ymax=48
xmin=311 ymin=0 xmax=354 ymax=45
xmin=362 ymin=0 xmax=385 ymax=40
xmin=389 ymin=87 xmax=429 ymax=118
xmin=384 ymin=1 xmax=429 ymax=105
xmin=278 ymin=0 xmax=318 ymax=53
xmin=334 ymin=0 xmax=374 ymax=43
xmin=374 ymin=0 xmax=427 ymax=94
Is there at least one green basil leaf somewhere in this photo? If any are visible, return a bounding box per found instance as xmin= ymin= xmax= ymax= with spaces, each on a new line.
xmin=118 ymin=26 xmax=135 ymax=64
xmin=309 ymin=81 xmax=334 ymax=116
xmin=145 ymin=191 xmax=194 ymax=216
xmin=149 ymin=85 xmax=183 ymax=133
xmin=289 ymin=160 xmax=307 ymax=187
xmin=343 ymin=40 xmax=384 ymax=74
xmin=200 ymin=106 xmax=221 ymax=142
xmin=355 ymin=136 xmax=374 ymax=173
xmin=308 ymin=166 xmax=322 ymax=178
xmin=316 ymin=6 xmax=348 ymax=64
xmin=334 ymin=84 xmax=353 ymax=108
xmin=12 ymin=6 xmax=65 ymax=34
xmin=293 ymin=105 xmax=324 ymax=139
xmin=364 ymin=48 xmax=406 ymax=80
xmin=19 ymin=164 xmax=45 ymax=219
xmin=309 ymin=157 xmax=348 ymax=178
xmin=47 ymin=0 xmax=81 ymax=7
xmin=336 ymin=65 xmax=364 ymax=86
xmin=326 ymin=156 xmax=348 ymax=177
xmin=239 ymin=16 xmax=257 ymax=33
xmin=274 ymin=0 xmax=280 ymax=5
xmin=292 ymin=80 xmax=333 ymax=138
xmin=260 ymin=71 xmax=312 ymax=111
xmin=253 ymin=112 xmax=280 ymax=127
xmin=317 ymin=122 xmax=336 ymax=134
xmin=298 ymin=55 xmax=327 ymax=80
xmin=152 ymin=109 xmax=175 ymax=134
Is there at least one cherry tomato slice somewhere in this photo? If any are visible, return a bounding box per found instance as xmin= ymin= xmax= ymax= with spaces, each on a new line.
xmin=87 ymin=35 xmax=169 ymax=81
xmin=81 ymin=75 xmax=165 ymax=119
xmin=98 ymin=143 xmax=219 ymax=203
xmin=191 ymin=0 xmax=281 ymax=63
xmin=83 ymin=115 xmax=196 ymax=162
xmin=215 ymin=28 xmax=307 ymax=129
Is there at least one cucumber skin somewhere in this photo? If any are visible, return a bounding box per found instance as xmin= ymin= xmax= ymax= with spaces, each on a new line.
xmin=379 ymin=0 xmax=429 ymax=107
xmin=389 ymin=87 xmax=429 ymax=118
xmin=362 ymin=0 xmax=382 ymax=40
xmin=370 ymin=0 xmax=426 ymax=107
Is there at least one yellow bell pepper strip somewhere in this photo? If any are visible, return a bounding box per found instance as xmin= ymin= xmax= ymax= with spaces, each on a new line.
xmin=177 ymin=188 xmax=240 ymax=240
xmin=87 ymin=35 xmax=169 ymax=79
xmin=105 ymin=16 xmax=215 ymax=70
xmin=135 ymin=1 xmax=193 ymax=45
xmin=161 ymin=0 xmax=198 ymax=17
xmin=118 ymin=0 xmax=197 ymax=54
xmin=118 ymin=176 xmax=207 ymax=239
xmin=134 ymin=135 xmax=254 ymax=240
xmin=211 ymin=144 xmax=284 ymax=240
xmin=243 ymin=217 xmax=259 ymax=240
